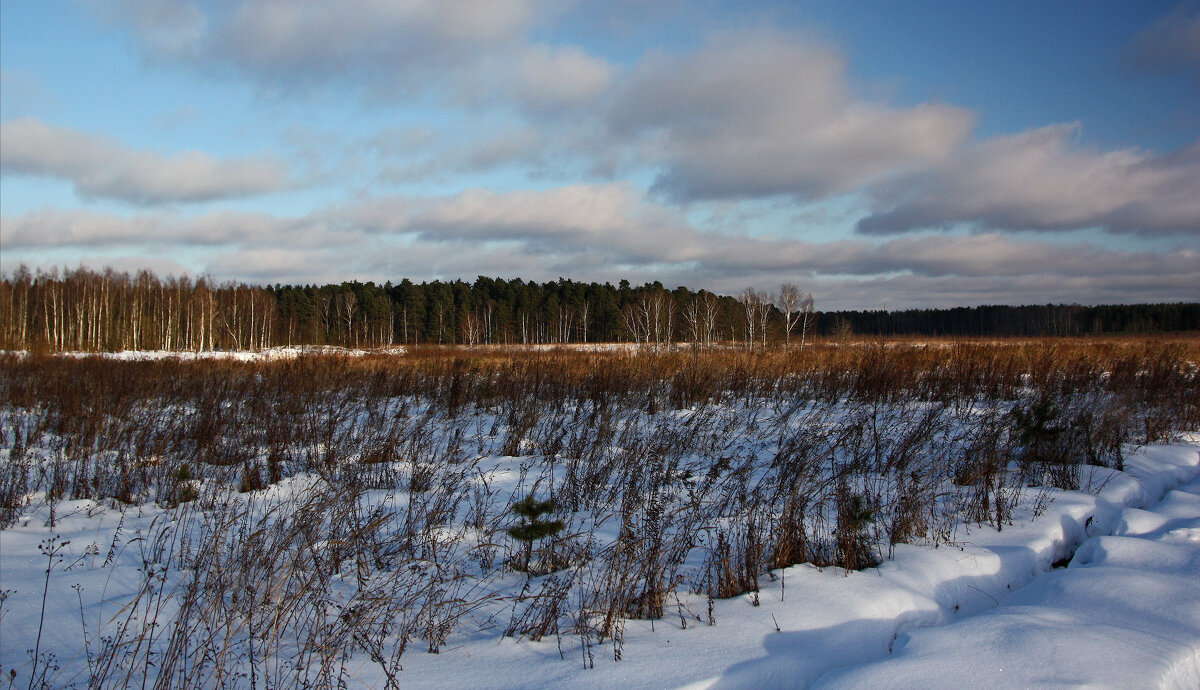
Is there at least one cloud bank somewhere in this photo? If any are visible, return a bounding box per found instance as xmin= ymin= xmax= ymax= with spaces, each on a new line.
xmin=611 ymin=31 xmax=975 ymax=201
xmin=858 ymin=124 xmax=1200 ymax=236
xmin=5 ymin=184 xmax=1196 ymax=307
xmin=1 ymin=118 xmax=287 ymax=204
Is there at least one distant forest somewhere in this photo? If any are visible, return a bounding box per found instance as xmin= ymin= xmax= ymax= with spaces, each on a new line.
xmin=1 ymin=266 xmax=1196 ymax=351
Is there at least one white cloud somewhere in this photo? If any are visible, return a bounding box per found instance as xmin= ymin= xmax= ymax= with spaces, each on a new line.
xmin=213 ymin=0 xmax=533 ymax=81
xmin=314 ymin=187 xmax=1200 ymax=290
xmin=0 ymin=208 xmax=355 ymax=250
xmin=0 ymin=118 xmax=288 ymax=204
xmin=858 ymin=124 xmax=1200 ymax=235
xmin=609 ymin=30 xmax=975 ymax=201
xmin=410 ymin=184 xmax=653 ymax=237
xmin=95 ymin=0 xmax=617 ymax=121
xmin=339 ymin=184 xmax=703 ymax=265
xmin=98 ymin=0 xmax=567 ymax=99
xmin=513 ymin=44 xmax=613 ymax=112
xmin=0 ymin=209 xmax=181 ymax=248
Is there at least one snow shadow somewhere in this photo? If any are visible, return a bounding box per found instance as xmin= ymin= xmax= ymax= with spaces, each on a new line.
xmin=709 ymin=536 xmax=1085 ymax=689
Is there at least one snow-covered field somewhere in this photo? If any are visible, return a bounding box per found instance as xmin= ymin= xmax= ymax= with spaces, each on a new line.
xmin=2 ymin=437 xmax=1197 ymax=688
xmin=397 ymin=440 xmax=1200 ymax=688
xmin=1 ymin=347 xmax=1197 ymax=688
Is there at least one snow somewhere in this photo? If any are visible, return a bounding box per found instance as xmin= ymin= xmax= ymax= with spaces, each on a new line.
xmin=1 ymin=437 xmax=1197 ymax=688
xmin=0 ymin=345 xmax=406 ymax=361
xmin=815 ymin=471 xmax=1200 ymax=689
xmin=395 ymin=439 xmax=1200 ymax=689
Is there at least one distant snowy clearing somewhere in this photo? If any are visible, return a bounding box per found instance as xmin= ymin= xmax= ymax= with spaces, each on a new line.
xmin=0 ymin=344 xmax=655 ymax=361
xmin=1 ymin=346 xmax=401 ymax=361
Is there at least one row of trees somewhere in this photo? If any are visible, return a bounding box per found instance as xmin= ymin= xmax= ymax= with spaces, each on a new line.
xmin=0 ymin=267 xmax=276 ymax=353
xmin=0 ymin=267 xmax=816 ymax=351
xmin=1 ymin=266 xmax=1195 ymax=352
xmin=825 ymin=303 xmax=1200 ymax=337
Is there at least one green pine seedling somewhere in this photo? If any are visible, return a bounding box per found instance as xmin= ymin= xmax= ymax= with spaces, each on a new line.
xmin=507 ymin=496 xmax=564 ymax=573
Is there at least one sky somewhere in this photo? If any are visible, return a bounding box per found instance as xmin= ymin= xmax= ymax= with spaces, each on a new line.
xmin=1 ymin=0 xmax=1198 ymax=309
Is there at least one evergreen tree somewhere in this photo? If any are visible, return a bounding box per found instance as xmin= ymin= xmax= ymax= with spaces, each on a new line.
xmin=507 ymin=496 xmax=565 ymax=572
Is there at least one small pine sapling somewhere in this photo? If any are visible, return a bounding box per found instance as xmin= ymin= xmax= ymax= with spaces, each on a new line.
xmin=1013 ymin=396 xmax=1064 ymax=464
xmin=836 ymin=491 xmax=877 ymax=572
xmin=1012 ymin=395 xmax=1076 ymax=488
xmin=507 ymin=496 xmax=564 ymax=573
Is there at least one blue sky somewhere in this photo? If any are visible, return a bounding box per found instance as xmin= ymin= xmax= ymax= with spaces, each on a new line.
xmin=2 ymin=0 xmax=1197 ymax=308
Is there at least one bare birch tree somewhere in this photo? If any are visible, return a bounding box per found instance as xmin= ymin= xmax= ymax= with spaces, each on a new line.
xmin=776 ymin=284 xmax=815 ymax=349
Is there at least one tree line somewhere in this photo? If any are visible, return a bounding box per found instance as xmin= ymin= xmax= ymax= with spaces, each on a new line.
xmin=0 ymin=266 xmax=813 ymax=351
xmin=822 ymin=303 xmax=1200 ymax=338
xmin=0 ymin=266 xmax=1194 ymax=351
